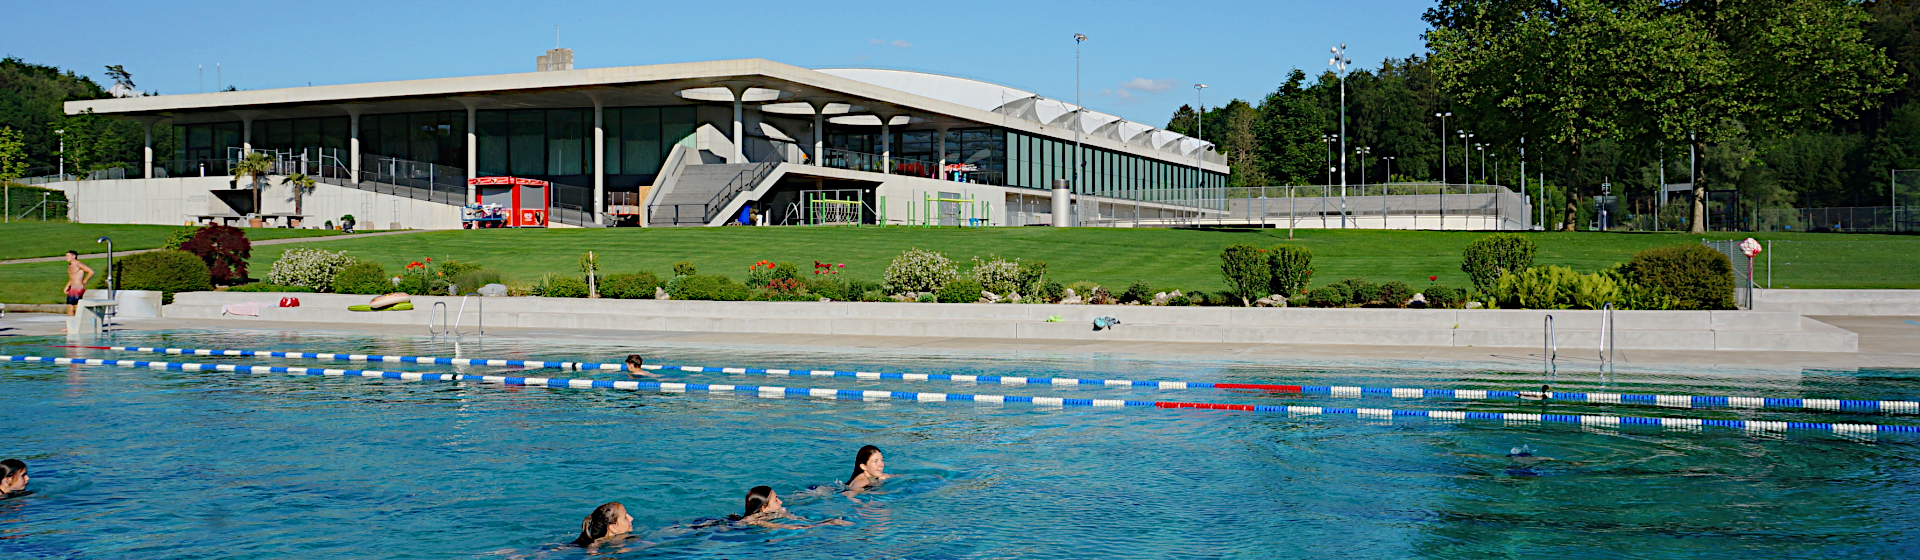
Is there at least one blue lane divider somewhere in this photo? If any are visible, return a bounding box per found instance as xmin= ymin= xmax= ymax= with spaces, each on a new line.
xmin=8 ymin=354 xmax=1915 ymax=438
xmin=79 ymin=345 xmax=1920 ymax=416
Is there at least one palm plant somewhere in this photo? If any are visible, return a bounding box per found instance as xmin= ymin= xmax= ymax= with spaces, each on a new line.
xmin=280 ymin=172 xmax=316 ymax=216
xmin=231 ymin=151 xmax=274 ymax=215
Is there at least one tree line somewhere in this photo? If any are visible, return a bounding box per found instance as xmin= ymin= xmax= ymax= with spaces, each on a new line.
xmin=1168 ymin=0 xmax=1918 ymax=233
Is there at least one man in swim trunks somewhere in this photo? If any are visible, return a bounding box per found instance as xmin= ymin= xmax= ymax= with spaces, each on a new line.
xmin=63 ymin=250 xmax=95 ymax=316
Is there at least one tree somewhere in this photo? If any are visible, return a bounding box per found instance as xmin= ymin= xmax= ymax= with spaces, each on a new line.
xmin=1255 ymin=69 xmax=1326 ymax=185
xmin=280 ymin=172 xmax=316 ymax=216
xmin=0 ymin=126 xmax=24 ymax=222
xmin=231 ymin=151 xmax=274 ymax=215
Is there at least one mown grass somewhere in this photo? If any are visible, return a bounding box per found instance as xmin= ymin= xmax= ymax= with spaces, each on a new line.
xmin=1 ymin=222 xmax=342 ymax=261
xmin=2 ymin=227 xmax=1909 ymax=304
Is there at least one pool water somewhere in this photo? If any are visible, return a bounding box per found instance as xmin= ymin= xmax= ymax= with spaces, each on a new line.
xmin=3 ymin=330 xmax=1920 ymax=559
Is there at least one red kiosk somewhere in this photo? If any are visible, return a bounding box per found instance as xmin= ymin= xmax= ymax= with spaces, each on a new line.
xmin=468 ymin=176 xmax=550 ymax=227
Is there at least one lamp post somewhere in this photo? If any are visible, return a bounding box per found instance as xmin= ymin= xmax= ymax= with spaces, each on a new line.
xmin=1434 ymin=112 xmax=1450 ymax=184
xmin=56 ymin=129 xmax=65 ymax=178
xmin=1321 ymin=134 xmax=1336 ymax=186
xmin=1382 ymin=155 xmax=1396 ymax=229
xmin=1330 ymin=44 xmax=1351 ymax=228
xmin=1476 ymin=143 xmax=1487 ymax=183
xmin=1458 ymin=131 xmax=1475 ymax=186
xmin=1194 ymin=84 xmax=1208 ymax=142
xmin=1354 ymin=146 xmax=1371 ymax=188
xmin=1073 ymin=33 xmax=1086 ymax=224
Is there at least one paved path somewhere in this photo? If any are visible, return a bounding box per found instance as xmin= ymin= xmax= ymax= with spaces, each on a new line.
xmin=5 ymin=314 xmax=1916 ymax=369
xmin=0 ymin=229 xmax=432 ymax=265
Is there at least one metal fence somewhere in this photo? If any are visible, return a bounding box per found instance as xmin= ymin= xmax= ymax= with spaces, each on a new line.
xmin=1077 ymin=183 xmax=1532 ymax=230
xmin=1754 ymin=206 xmax=1919 ymax=233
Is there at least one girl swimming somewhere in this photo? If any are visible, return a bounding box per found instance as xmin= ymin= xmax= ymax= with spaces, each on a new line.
xmin=728 ymin=486 xmax=850 ymax=529
xmin=571 ymin=502 xmax=634 ymax=547
xmin=844 ymin=445 xmax=893 ymax=491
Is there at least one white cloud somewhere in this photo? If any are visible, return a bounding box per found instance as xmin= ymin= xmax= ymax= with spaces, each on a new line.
xmin=1120 ymin=78 xmax=1177 ymax=94
xmin=869 ymin=39 xmax=913 ymax=49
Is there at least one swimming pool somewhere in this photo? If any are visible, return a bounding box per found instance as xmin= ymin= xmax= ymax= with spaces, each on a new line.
xmin=3 ymin=330 xmax=1919 ymax=558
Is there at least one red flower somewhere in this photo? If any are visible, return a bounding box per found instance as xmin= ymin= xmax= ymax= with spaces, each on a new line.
xmin=425 ymin=257 xmax=432 ymax=263
xmin=1429 ymin=276 xmax=1438 ymax=282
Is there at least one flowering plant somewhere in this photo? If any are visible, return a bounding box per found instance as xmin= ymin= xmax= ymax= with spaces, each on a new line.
xmin=813 ymin=261 xmax=845 ymax=275
xmin=747 ymin=260 xmax=779 ymax=286
xmin=265 ymin=248 xmax=357 ymax=291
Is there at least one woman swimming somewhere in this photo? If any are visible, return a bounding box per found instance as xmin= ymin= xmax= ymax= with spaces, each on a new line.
xmin=844 ymin=445 xmax=893 ymax=491
xmin=728 ymin=486 xmax=850 ymax=529
xmin=571 ymin=502 xmax=634 ymax=547
xmin=624 ymin=355 xmax=659 ymax=378
xmin=0 ymin=459 xmax=27 ymax=497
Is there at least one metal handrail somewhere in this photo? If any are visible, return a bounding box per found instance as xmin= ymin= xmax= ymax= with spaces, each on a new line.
xmin=453 ymin=294 xmax=483 ymax=337
xmin=428 ymin=301 xmax=449 ymax=337
xmin=1542 ymin=314 xmax=1557 ymax=395
xmin=701 ymin=163 xmax=778 ymax=225
xmin=1600 ymin=302 xmax=1615 ymax=374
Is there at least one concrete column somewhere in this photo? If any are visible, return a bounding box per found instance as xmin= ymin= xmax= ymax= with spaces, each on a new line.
xmin=935 ymin=124 xmax=951 ymax=180
xmin=1052 ymin=178 xmax=1072 ymax=227
xmin=731 ymin=88 xmax=746 ymax=164
xmin=592 ymin=97 xmax=605 ymax=225
xmin=810 ymin=101 xmax=827 ymax=166
xmin=141 ymin=119 xmax=154 ymax=179
xmin=240 ymin=115 xmax=254 ymax=154
xmin=453 ymin=99 xmax=481 ymax=205
xmin=880 ymin=116 xmax=892 ymax=173
xmin=341 ymin=105 xmax=365 ymax=183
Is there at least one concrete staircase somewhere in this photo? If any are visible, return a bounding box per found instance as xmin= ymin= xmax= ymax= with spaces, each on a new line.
xmin=165 ymin=292 xmax=1858 ymax=353
xmin=646 ymin=163 xmax=776 ymax=226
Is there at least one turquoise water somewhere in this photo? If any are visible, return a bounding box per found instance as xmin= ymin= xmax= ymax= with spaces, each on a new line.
xmin=3 ymin=330 xmax=1920 ymax=558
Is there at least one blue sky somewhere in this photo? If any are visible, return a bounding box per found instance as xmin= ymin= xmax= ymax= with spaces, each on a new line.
xmin=5 ymin=0 xmax=1436 ymax=126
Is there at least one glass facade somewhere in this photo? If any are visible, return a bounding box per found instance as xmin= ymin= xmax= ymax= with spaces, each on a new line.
xmin=476 ymin=106 xmax=695 ymax=189
xmin=1005 ymin=130 xmax=1225 ymax=201
xmin=360 ymin=112 xmax=463 ymax=165
xmin=174 ymin=122 xmax=244 ymax=162
xmin=828 ymin=127 xmax=1008 ymax=183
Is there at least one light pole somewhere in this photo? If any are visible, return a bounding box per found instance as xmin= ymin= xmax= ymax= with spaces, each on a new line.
xmin=1434 ymin=112 xmax=1450 ymax=185
xmin=1476 ymin=143 xmax=1487 ymax=182
xmin=1321 ymin=134 xmax=1336 ymax=186
xmin=1330 ymin=44 xmax=1351 ymax=228
xmin=1382 ymin=155 xmax=1396 ymax=229
xmin=1072 ymin=33 xmax=1087 ymax=225
xmin=56 ymin=129 xmax=65 ymax=178
xmin=1354 ymin=146 xmax=1371 ymax=187
xmin=1458 ymin=130 xmax=1474 ymax=185
xmin=1194 ymin=84 xmax=1208 ymax=142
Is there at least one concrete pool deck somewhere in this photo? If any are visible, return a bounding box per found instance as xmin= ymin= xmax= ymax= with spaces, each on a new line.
xmin=4 ymin=311 xmax=1915 ymax=370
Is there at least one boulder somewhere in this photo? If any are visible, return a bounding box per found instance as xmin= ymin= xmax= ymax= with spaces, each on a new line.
xmin=478 ymin=283 xmax=508 ymax=297
xmin=654 ymin=286 xmax=670 ymax=300
xmin=1252 ymin=293 xmax=1287 ymax=307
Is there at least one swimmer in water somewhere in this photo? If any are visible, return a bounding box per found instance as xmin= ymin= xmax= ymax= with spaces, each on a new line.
xmin=624 ymin=355 xmax=660 ymax=378
xmin=729 ymin=486 xmax=851 ymax=529
xmin=0 ymin=459 xmax=28 ymax=497
xmin=844 ymin=445 xmax=894 ymax=492
xmin=571 ymin=502 xmax=634 ymax=547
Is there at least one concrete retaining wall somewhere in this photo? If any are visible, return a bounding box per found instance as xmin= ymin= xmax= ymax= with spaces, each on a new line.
xmin=47 ymin=176 xmax=460 ymax=229
xmin=1752 ymin=289 xmax=1920 ymax=316
xmin=165 ymin=291 xmax=1857 ymax=353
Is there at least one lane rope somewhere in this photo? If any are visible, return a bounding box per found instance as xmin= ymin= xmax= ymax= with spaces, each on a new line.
xmin=74 ymin=345 xmax=1920 ymax=416
xmin=7 ymin=354 xmax=1914 ymax=437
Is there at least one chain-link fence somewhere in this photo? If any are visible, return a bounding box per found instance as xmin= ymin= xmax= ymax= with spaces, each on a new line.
xmin=1077 ymin=183 xmax=1532 ymax=230
xmin=1750 ymin=238 xmax=1919 ymax=289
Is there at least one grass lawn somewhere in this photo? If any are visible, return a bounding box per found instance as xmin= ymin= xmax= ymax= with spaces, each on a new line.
xmin=2 ymin=227 xmax=1909 ymax=304
xmin=0 ymin=222 xmax=344 ymax=261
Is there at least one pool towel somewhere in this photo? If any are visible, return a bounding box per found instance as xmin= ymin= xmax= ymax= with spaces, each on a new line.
xmin=221 ymin=302 xmax=278 ymax=316
xmin=348 ymin=302 xmax=415 ymax=312
xmin=1092 ymin=316 xmax=1121 ymax=331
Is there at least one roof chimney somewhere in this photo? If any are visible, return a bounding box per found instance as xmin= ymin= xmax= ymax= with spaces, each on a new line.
xmin=536 ymin=48 xmax=573 ymax=72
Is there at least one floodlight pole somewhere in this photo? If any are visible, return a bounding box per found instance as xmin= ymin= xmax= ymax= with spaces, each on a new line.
xmin=1331 ymin=44 xmax=1351 ymax=228
xmin=1435 ymin=112 xmax=1450 ymax=229
xmin=1073 ymin=33 xmax=1087 ymax=224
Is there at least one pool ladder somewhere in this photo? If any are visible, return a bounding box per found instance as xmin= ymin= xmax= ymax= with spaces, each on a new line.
xmin=428 ymin=295 xmax=485 ymax=339
xmin=1542 ymin=315 xmax=1557 ymax=395
xmin=1598 ymin=302 xmax=1616 ymax=374
xmin=1541 ymin=305 xmax=1617 ymax=394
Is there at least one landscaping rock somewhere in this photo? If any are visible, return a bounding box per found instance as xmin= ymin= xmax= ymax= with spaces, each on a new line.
xmin=654 ymin=287 xmax=670 ymax=300
xmin=1466 ymin=301 xmax=1484 ymax=309
xmin=478 ymin=283 xmax=508 ymax=297
xmin=1253 ymin=293 xmax=1287 ymax=307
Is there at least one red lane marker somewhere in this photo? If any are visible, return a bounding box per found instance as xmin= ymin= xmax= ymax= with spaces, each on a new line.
xmin=47 ymin=345 xmax=110 ymax=349
xmin=1155 ymin=401 xmax=1257 ymax=412
xmin=1213 ymin=383 xmax=1304 ymax=393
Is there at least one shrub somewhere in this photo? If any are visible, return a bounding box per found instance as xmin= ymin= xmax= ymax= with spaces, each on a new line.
xmin=332 ymin=261 xmax=393 ymax=295
xmin=883 ymin=248 xmax=958 ymax=294
xmin=1378 ymin=281 xmax=1413 ymax=308
xmin=1120 ymin=281 xmax=1155 ymax=304
xmin=1423 ymin=285 xmax=1464 ymax=309
xmin=1034 ymin=281 xmax=1065 ymax=303
xmin=113 ymin=250 xmax=212 ymax=304
xmin=674 ymin=275 xmax=750 ymax=301
xmin=226 ymin=283 xmax=314 ymax=293
xmin=1086 ymin=286 xmax=1117 ymax=305
xmin=1623 ymin=244 xmax=1735 ymax=310
xmin=601 ymin=272 xmax=663 ymax=299
xmin=1166 ymin=293 xmax=1194 ymax=306
xmin=180 ymin=224 xmax=252 ymax=284
xmin=845 ymin=278 xmax=882 ymax=297
xmin=535 ymin=274 xmax=591 ymax=298
xmin=803 ymin=276 xmax=847 ymax=301
xmin=451 ymin=270 xmax=506 ymax=294
xmin=1066 ymin=281 xmax=1102 ymax=297
xmin=265 ymin=248 xmax=356 ymax=292
xmin=1015 ymin=260 xmax=1048 ymax=294
xmin=1331 ymin=278 xmax=1378 ymax=305
xmin=1491 ymin=266 xmax=1622 ymax=310
xmin=859 ymin=290 xmax=887 ymax=302
xmin=672 ymin=261 xmax=698 ymax=276
xmin=163 ymin=227 xmax=201 ymax=251
xmin=1307 ymin=286 xmax=1349 ymax=308
xmin=1461 ymin=233 xmax=1537 ymax=292
xmin=772 ymin=262 xmax=801 ymax=282
xmin=938 ymin=278 xmax=984 ymax=303
xmin=916 ymin=293 xmax=937 ymax=303
xmin=971 ymin=255 xmax=1027 ymax=295
xmin=1219 ymin=243 xmax=1271 ymax=306
xmin=437 ymin=259 xmax=483 ymax=280
xmin=1267 ymin=244 xmax=1314 ymax=297
xmin=747 ymin=260 xmax=778 ymax=287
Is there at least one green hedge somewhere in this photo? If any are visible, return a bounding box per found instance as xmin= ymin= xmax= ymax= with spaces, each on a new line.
xmin=938 ymin=278 xmax=984 ymax=303
xmin=1461 ymin=233 xmax=1537 ymax=291
xmin=226 ymin=283 xmax=315 ymax=293
xmin=1623 ymin=244 xmax=1735 ymax=310
xmin=332 ymin=262 xmax=393 ymax=295
xmin=673 ymin=275 xmax=750 ymax=301
xmin=111 ymin=250 xmax=212 ymax=304
xmin=1267 ymin=244 xmax=1314 ymax=297
xmin=601 ymin=271 xmax=663 ymax=299
xmin=1218 ymin=243 xmax=1271 ymax=305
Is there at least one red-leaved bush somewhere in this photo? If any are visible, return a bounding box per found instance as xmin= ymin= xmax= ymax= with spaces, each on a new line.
xmin=180 ymin=225 xmax=252 ymax=283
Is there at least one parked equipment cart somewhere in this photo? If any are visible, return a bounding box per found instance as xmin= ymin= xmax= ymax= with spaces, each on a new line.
xmin=468 ymin=176 xmax=551 ymax=227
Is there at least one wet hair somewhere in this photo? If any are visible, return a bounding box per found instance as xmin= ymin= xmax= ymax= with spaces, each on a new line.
xmin=847 ymin=445 xmax=882 ymax=485
xmin=0 ymin=461 xmax=15 ymax=482
xmin=730 ymin=486 xmax=774 ymax=520
xmin=624 ymin=355 xmax=645 ymax=371
xmin=571 ymin=502 xmax=624 ymax=547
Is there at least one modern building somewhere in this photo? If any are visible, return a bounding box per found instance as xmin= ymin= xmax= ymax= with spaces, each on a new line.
xmin=58 ymin=58 xmax=1230 ymax=229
